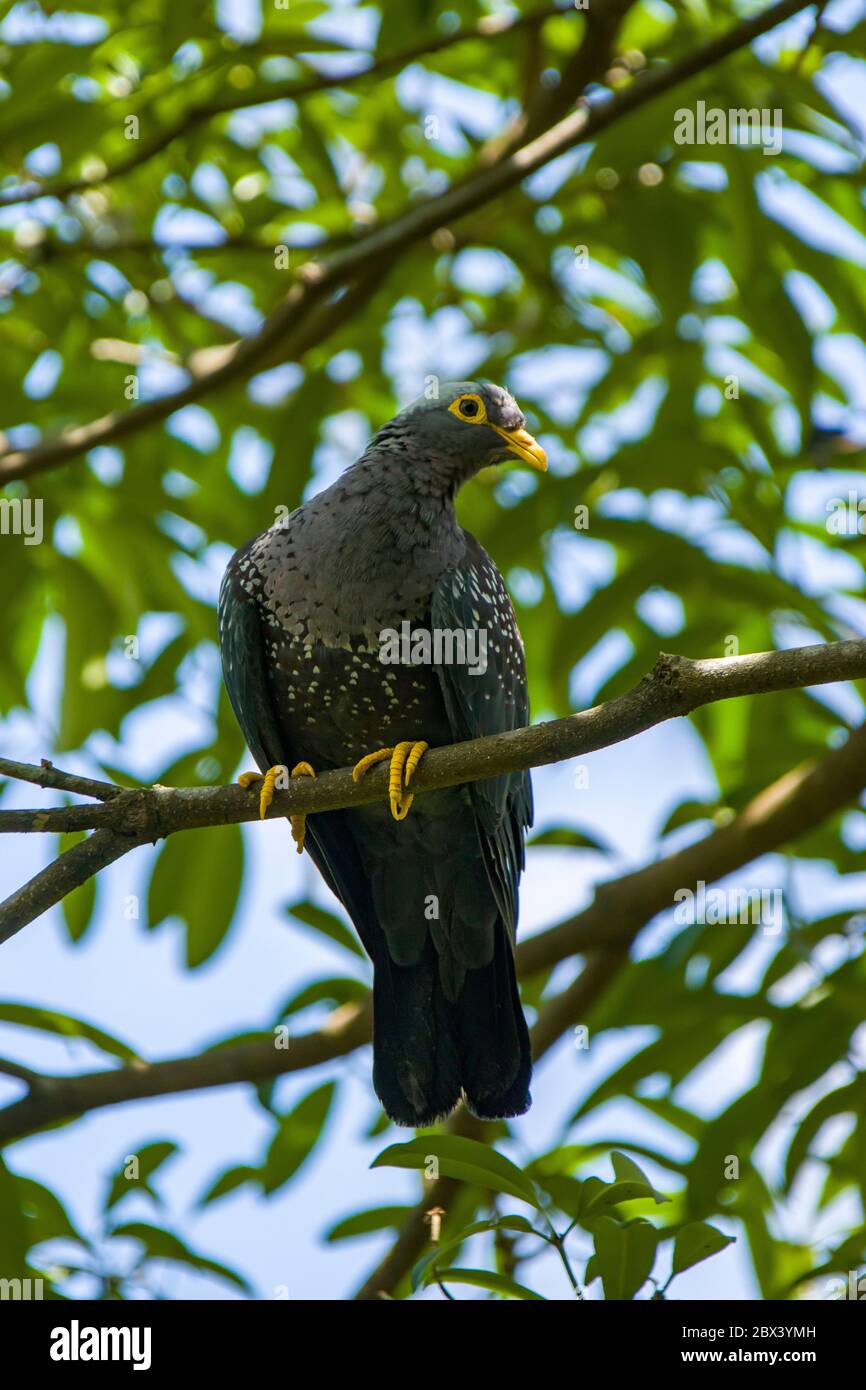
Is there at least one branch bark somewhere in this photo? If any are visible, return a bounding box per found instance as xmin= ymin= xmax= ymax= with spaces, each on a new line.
xmin=0 ymin=0 xmax=813 ymax=484
xmin=1 ymin=639 xmax=864 ymax=944
xmin=0 ymin=757 xmax=122 ymax=802
xmin=0 ymin=707 xmax=864 ymax=1150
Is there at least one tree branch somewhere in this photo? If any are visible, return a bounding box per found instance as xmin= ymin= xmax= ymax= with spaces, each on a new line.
xmin=0 ymin=4 xmax=570 ymax=210
xmin=0 ymin=1001 xmax=373 ymax=1144
xmin=0 ymin=1057 xmax=43 ymax=1087
xmin=0 ymin=757 xmax=122 ymax=803
xmin=1 ymin=713 xmax=862 ymax=1171
xmin=485 ymin=0 xmax=636 ymax=159
xmin=0 ymin=0 xmax=813 ymax=485
xmin=1 ymin=639 xmax=863 ymax=944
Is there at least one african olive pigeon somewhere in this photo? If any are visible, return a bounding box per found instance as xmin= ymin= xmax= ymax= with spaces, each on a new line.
xmin=218 ymin=382 xmax=546 ymax=1127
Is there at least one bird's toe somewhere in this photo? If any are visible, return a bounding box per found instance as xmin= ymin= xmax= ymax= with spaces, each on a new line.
xmin=351 ymin=740 xmax=430 ymax=820
xmin=237 ymin=764 xmax=293 ymax=821
xmin=389 ymin=740 xmax=429 ymax=821
xmin=352 ymin=746 xmax=393 ymax=782
xmin=289 ymin=761 xmax=316 ymax=853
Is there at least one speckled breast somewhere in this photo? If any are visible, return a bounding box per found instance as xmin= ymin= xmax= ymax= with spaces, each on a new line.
xmin=237 ymin=541 xmax=452 ymax=770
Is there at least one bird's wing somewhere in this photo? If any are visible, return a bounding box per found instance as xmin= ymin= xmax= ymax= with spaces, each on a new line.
xmin=430 ymin=534 xmax=533 ymax=940
xmin=218 ymin=545 xmax=378 ymax=945
xmin=218 ymin=549 xmax=286 ymax=773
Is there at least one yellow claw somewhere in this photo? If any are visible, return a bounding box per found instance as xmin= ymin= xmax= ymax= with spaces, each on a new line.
xmin=238 ymin=762 xmax=316 ymax=851
xmin=352 ymin=747 xmax=393 ymax=782
xmin=389 ymin=741 xmax=415 ymax=820
xmin=238 ymin=765 xmax=281 ymax=819
xmin=403 ymin=740 xmax=428 ymax=788
xmin=352 ymin=741 xmax=429 ymax=822
xmin=289 ymin=761 xmax=316 ymax=854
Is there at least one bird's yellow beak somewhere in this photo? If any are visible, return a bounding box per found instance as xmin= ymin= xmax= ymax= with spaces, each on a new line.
xmin=490 ymin=424 xmax=547 ymax=472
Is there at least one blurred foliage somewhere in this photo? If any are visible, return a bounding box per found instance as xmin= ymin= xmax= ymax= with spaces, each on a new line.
xmin=0 ymin=1143 xmax=249 ymax=1298
xmin=0 ymin=0 xmax=865 ymax=1299
xmin=369 ymin=1135 xmax=734 ymax=1300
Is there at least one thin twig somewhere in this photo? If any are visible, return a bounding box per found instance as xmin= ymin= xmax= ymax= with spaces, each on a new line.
xmin=0 ymin=1057 xmax=42 ymax=1087
xmin=0 ymin=758 xmax=122 ymax=802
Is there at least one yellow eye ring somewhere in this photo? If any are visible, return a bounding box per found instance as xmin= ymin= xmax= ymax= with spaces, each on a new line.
xmin=448 ymin=392 xmax=487 ymax=424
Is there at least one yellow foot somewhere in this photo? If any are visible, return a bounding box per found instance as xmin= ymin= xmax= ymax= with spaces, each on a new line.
xmin=237 ymin=762 xmax=316 ymax=850
xmin=352 ymin=740 xmax=429 ymax=821
xmin=288 ymin=761 xmax=316 ymax=854
xmin=238 ymin=765 xmax=283 ymax=820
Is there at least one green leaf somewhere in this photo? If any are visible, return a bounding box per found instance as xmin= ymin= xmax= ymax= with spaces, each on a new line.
xmin=110 ymin=1221 xmax=250 ymax=1292
xmin=527 ymin=825 xmax=612 ymax=854
xmin=411 ymin=1216 xmax=538 ymax=1291
xmin=105 ymin=1142 xmax=179 ymax=1210
xmin=148 ymin=823 xmax=244 ymax=967
xmin=531 ymin=1173 xmax=585 ymax=1220
xmin=262 ymin=1082 xmax=336 ymax=1194
xmin=581 ymin=1153 xmax=669 ymax=1215
xmin=435 ymin=1267 xmax=546 ymax=1299
xmin=371 ymin=1135 xmax=541 ymax=1209
xmin=0 ymin=1003 xmax=138 ymax=1062
xmin=199 ymin=1165 xmax=260 ymax=1206
xmin=591 ymin=1217 xmax=658 ymax=1301
xmin=672 ymin=1222 xmax=736 ymax=1277
xmin=0 ymin=1156 xmax=29 ymax=1273
xmin=18 ymin=1176 xmax=85 ymax=1249
xmin=612 ymin=1152 xmax=669 ymax=1199
xmin=277 ymin=976 xmax=369 ymax=1019
xmin=658 ymin=799 xmax=721 ymax=836
xmin=325 ymin=1205 xmax=414 ymax=1242
xmin=283 ymin=900 xmax=365 ymax=959
xmin=783 ymin=1077 xmax=866 ymax=1190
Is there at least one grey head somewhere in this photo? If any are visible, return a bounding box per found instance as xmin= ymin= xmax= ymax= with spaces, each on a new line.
xmin=360 ymin=381 xmax=547 ymax=495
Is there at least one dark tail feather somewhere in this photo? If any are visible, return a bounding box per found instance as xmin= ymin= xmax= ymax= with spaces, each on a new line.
xmin=372 ymin=924 xmax=531 ymax=1127
xmin=456 ymin=919 xmax=532 ymax=1121
xmin=372 ymin=942 xmax=462 ymax=1127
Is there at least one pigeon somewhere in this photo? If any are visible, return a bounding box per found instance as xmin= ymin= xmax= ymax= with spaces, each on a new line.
xmin=218 ymin=381 xmax=546 ymax=1126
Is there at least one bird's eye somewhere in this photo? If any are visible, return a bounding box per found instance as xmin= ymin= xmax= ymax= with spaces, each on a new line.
xmin=447 ymin=392 xmax=486 ymax=425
